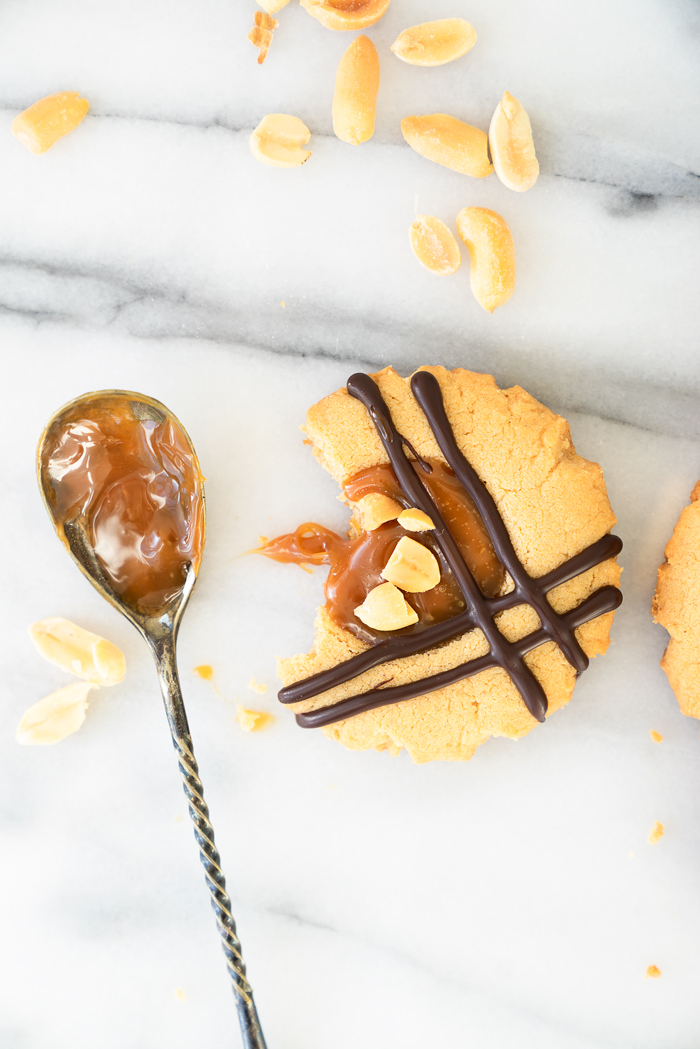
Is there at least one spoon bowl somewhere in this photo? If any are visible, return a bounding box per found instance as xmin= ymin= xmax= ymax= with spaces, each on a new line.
xmin=37 ymin=390 xmax=267 ymax=1049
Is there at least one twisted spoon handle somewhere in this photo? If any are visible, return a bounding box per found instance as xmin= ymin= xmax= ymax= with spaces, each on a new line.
xmin=152 ymin=634 xmax=267 ymax=1049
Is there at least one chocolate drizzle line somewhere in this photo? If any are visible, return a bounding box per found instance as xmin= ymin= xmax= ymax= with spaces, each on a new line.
xmin=279 ymin=372 xmax=623 ymax=729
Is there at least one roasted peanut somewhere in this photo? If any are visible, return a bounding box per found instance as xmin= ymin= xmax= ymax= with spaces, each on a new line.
xmin=489 ymin=92 xmax=539 ymax=192
xmin=12 ymin=92 xmax=89 ymax=155
xmin=381 ymin=536 xmax=440 ymax=593
xmin=391 ymin=19 xmax=476 ymax=66
xmin=333 ymin=35 xmax=380 ymax=145
xmin=398 ymin=507 xmax=435 ymax=532
xmin=456 ymin=207 xmax=516 ymax=313
xmin=354 ymin=582 xmax=418 ymax=631
xmin=356 ymin=492 xmax=402 ymax=530
xmin=410 ymin=215 xmax=461 ymax=276
xmin=249 ymin=11 xmax=279 ymax=64
xmin=300 ymin=0 xmax=390 ymax=31
xmin=29 ymin=617 xmax=125 ymax=686
xmin=401 ymin=114 xmax=492 ymax=178
xmin=250 ymin=114 xmax=312 ymax=167
xmin=16 ymin=682 xmax=97 ymax=745
xmin=257 ymin=0 xmax=290 ymax=11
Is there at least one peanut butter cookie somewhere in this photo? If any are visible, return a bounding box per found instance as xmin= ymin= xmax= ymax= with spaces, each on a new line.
xmin=263 ymin=366 xmax=622 ymax=763
xmin=653 ymin=481 xmax=700 ymax=717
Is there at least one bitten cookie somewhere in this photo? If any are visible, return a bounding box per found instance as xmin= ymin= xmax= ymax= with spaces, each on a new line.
xmin=653 ymin=481 xmax=700 ymax=717
xmin=268 ymin=366 xmax=621 ymax=764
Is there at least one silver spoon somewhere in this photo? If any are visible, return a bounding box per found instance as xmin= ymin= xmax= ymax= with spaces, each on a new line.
xmin=37 ymin=390 xmax=267 ymax=1049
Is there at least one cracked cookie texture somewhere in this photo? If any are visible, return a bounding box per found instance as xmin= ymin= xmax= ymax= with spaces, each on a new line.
xmin=653 ymin=481 xmax=700 ymax=718
xmin=278 ymin=366 xmax=621 ymax=763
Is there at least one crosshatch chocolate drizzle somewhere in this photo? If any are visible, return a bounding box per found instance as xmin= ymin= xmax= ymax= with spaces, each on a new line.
xmin=279 ymin=371 xmax=623 ymax=728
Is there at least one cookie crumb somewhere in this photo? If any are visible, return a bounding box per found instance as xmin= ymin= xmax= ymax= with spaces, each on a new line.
xmin=645 ymin=965 xmax=662 ymax=979
xmin=628 ymin=851 xmax=634 ymax=859
xmin=648 ymin=821 xmax=665 ymax=844
xmin=194 ymin=665 xmax=214 ymax=681
xmin=175 ymin=988 xmax=187 ymax=1001
xmin=650 ymin=730 xmax=663 ymax=743
xmin=281 ymin=301 xmax=286 ymax=308
xmin=236 ymin=705 xmax=275 ymax=732
xmin=249 ymin=677 xmax=268 ymax=694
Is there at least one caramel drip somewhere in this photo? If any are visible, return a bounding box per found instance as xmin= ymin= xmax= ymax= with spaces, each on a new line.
xmin=256 ymin=517 xmax=467 ymax=643
xmin=40 ymin=394 xmax=205 ymax=614
xmin=278 ymin=371 xmax=623 ymax=729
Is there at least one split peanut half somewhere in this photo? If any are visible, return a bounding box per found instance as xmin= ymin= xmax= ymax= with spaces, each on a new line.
xmin=29 ymin=617 xmax=126 ymax=685
xmin=456 ymin=207 xmax=516 ymax=313
xmin=391 ymin=19 xmax=476 ymax=66
xmin=250 ymin=114 xmax=312 ymax=167
xmin=257 ymin=0 xmax=290 ymax=12
xmin=300 ymin=0 xmax=391 ymax=31
xmin=489 ymin=92 xmax=539 ymax=192
xmin=16 ymin=682 xmax=97 ymax=746
xmin=401 ymin=114 xmax=492 ymax=178
xmin=410 ymin=215 xmax=461 ymax=275
xmin=12 ymin=92 xmax=89 ymax=154
xmin=381 ymin=536 xmax=441 ymax=593
xmin=333 ymin=35 xmax=380 ymax=145
xmin=354 ymin=582 xmax=418 ymax=631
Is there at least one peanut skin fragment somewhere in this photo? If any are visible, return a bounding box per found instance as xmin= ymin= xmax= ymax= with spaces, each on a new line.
xmin=456 ymin=207 xmax=516 ymax=313
xmin=333 ymin=35 xmax=380 ymax=145
xmin=250 ymin=113 xmax=312 ymax=168
xmin=410 ymin=215 xmax=461 ymax=276
xmin=249 ymin=11 xmax=279 ymax=64
xmin=12 ymin=92 xmax=89 ymax=154
xmin=401 ymin=114 xmax=492 ymax=178
xmin=489 ymin=91 xmax=539 ymax=192
xmin=300 ymin=0 xmax=390 ymax=31
xmin=391 ymin=19 xmax=476 ymax=66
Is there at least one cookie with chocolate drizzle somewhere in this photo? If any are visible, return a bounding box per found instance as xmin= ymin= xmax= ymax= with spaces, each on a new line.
xmin=261 ymin=366 xmax=622 ymax=763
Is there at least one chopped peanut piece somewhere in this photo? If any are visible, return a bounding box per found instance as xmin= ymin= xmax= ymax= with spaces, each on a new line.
xmin=16 ymin=682 xmax=97 ymax=746
xmin=410 ymin=215 xmax=461 ymax=276
xmin=249 ymin=677 xmax=268 ymax=694
xmin=456 ymin=207 xmax=516 ymax=313
xmin=257 ymin=0 xmax=290 ymax=11
xmin=645 ymin=966 xmax=662 ymax=979
xmin=354 ymin=582 xmax=418 ymax=631
xmin=333 ymin=35 xmax=380 ymax=145
xmin=489 ymin=92 xmax=539 ymax=192
xmin=649 ymin=730 xmax=663 ymax=742
xmin=401 ymin=114 xmax=493 ymax=178
xmin=29 ymin=618 xmax=125 ymax=686
xmin=250 ymin=114 xmax=312 ymax=168
xmin=12 ymin=92 xmax=89 ymax=154
xmin=648 ymin=821 xmax=665 ymax=844
xmin=356 ymin=493 xmax=402 ymax=530
xmin=391 ymin=19 xmax=476 ymax=66
xmin=398 ymin=507 xmax=435 ymax=532
xmin=248 ymin=11 xmax=279 ymax=64
xmin=300 ymin=0 xmax=390 ymax=31
xmin=381 ymin=536 xmax=440 ymax=593
xmin=236 ymin=705 xmax=275 ymax=732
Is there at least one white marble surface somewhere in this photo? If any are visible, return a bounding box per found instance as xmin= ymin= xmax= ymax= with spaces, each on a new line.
xmin=1 ymin=1 xmax=700 ymax=1047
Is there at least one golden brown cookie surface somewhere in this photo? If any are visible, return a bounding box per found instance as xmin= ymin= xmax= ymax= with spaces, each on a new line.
xmin=653 ymin=481 xmax=700 ymax=718
xmin=278 ymin=366 xmax=621 ymax=763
